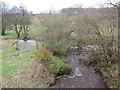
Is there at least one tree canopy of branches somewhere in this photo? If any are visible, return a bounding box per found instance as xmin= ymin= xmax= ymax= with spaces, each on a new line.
xmin=0 ymin=2 xmax=31 ymax=39
xmin=10 ymin=5 xmax=31 ymax=39
xmin=0 ymin=1 xmax=10 ymax=35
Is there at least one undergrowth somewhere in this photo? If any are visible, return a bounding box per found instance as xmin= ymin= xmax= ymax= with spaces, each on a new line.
xmin=88 ymin=28 xmax=118 ymax=88
xmin=35 ymin=47 xmax=70 ymax=75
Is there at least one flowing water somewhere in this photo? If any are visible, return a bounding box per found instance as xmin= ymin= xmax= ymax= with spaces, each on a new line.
xmin=52 ymin=46 xmax=107 ymax=88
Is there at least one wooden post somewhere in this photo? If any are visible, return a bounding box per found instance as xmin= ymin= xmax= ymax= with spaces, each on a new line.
xmin=36 ymin=41 xmax=38 ymax=50
xmin=16 ymin=40 xmax=20 ymax=50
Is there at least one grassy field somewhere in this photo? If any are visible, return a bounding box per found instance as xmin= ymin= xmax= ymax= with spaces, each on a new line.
xmin=2 ymin=51 xmax=35 ymax=78
xmin=1 ymin=50 xmax=54 ymax=88
xmin=1 ymin=39 xmax=55 ymax=88
xmin=0 ymin=30 xmax=69 ymax=88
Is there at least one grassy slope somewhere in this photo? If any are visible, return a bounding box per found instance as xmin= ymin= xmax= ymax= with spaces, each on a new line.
xmin=0 ymin=30 xmax=65 ymax=88
xmin=2 ymin=50 xmax=54 ymax=88
xmin=0 ymin=37 xmax=35 ymax=78
xmin=2 ymin=51 xmax=35 ymax=78
xmin=1 ymin=30 xmax=38 ymax=77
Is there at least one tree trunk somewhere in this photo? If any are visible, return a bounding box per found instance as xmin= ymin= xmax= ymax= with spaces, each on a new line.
xmin=15 ymin=24 xmax=21 ymax=38
xmin=36 ymin=41 xmax=39 ymax=50
xmin=1 ymin=16 xmax=6 ymax=35
xmin=23 ymin=25 xmax=29 ymax=41
xmin=16 ymin=40 xmax=20 ymax=50
xmin=1 ymin=27 xmax=6 ymax=35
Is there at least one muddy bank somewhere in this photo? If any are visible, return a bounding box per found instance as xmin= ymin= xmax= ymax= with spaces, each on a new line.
xmin=51 ymin=48 xmax=107 ymax=88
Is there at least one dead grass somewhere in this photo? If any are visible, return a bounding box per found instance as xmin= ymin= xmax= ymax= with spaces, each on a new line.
xmin=2 ymin=60 xmax=54 ymax=88
xmin=0 ymin=40 xmax=8 ymax=51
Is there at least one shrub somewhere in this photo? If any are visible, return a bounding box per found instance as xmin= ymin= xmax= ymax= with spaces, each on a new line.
xmin=32 ymin=14 xmax=75 ymax=56
xmin=48 ymin=56 xmax=70 ymax=75
xmin=89 ymin=47 xmax=118 ymax=88
xmin=88 ymin=28 xmax=118 ymax=88
xmin=35 ymin=47 xmax=70 ymax=75
xmin=35 ymin=47 xmax=53 ymax=62
xmin=77 ymin=38 xmax=85 ymax=49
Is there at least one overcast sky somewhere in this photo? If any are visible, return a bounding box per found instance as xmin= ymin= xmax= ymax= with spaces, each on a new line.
xmin=1 ymin=0 xmax=116 ymax=13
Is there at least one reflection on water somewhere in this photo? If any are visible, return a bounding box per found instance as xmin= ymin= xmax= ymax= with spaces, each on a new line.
xmin=18 ymin=40 xmax=38 ymax=45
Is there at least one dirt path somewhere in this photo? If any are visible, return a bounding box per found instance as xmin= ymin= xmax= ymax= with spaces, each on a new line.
xmin=52 ymin=52 xmax=107 ymax=88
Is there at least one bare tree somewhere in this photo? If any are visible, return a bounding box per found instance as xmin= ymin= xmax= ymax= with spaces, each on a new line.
xmin=9 ymin=5 xmax=31 ymax=39
xmin=9 ymin=6 xmax=22 ymax=38
xmin=0 ymin=1 xmax=10 ymax=35
xmin=18 ymin=5 xmax=31 ymax=40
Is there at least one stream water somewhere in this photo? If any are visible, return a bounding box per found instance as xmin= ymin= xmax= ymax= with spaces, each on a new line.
xmin=52 ymin=46 xmax=107 ymax=88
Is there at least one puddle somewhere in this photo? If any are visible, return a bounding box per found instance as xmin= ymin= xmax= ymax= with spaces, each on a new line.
xmin=6 ymin=40 xmax=41 ymax=59
xmin=18 ymin=40 xmax=39 ymax=45
xmin=6 ymin=53 xmax=27 ymax=59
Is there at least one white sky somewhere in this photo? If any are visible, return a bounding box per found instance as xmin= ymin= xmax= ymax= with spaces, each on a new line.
xmin=1 ymin=0 xmax=115 ymax=13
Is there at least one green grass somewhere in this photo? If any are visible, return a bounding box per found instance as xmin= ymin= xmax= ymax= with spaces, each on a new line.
xmin=1 ymin=30 xmax=17 ymax=39
xmin=1 ymin=40 xmax=29 ymax=58
xmin=2 ymin=51 xmax=35 ymax=78
xmin=2 ymin=50 xmax=30 ymax=58
xmin=0 ymin=39 xmax=17 ymax=55
xmin=2 ymin=46 xmax=17 ymax=55
xmin=1 ymin=39 xmax=37 ymax=57
xmin=1 ymin=39 xmax=36 ymax=78
xmin=48 ymin=56 xmax=70 ymax=74
xmin=71 ymin=32 xmax=78 ymax=37
xmin=35 ymin=48 xmax=70 ymax=75
xmin=2 ymin=65 xmax=16 ymax=78
xmin=0 ymin=60 xmax=2 ymax=78
xmin=1 ymin=40 xmax=54 ymax=88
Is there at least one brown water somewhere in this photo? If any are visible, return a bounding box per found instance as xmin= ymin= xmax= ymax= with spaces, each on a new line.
xmin=52 ymin=47 xmax=107 ymax=88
